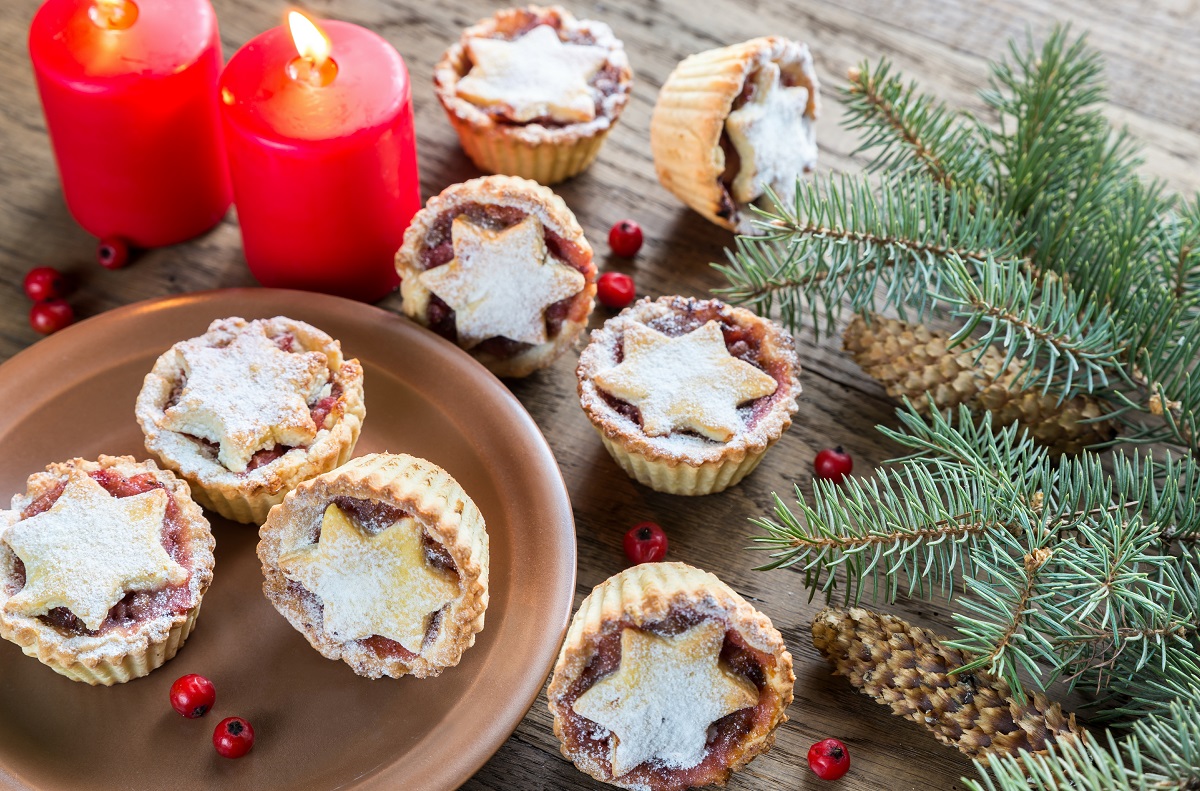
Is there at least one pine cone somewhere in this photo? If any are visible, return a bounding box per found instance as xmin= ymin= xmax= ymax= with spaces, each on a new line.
xmin=843 ymin=314 xmax=1115 ymax=454
xmin=811 ymin=606 xmax=1085 ymax=766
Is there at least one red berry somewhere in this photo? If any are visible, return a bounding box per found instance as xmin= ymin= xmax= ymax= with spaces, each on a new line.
xmin=597 ymin=272 xmax=636 ymax=309
xmin=623 ymin=521 xmax=668 ymax=565
xmin=29 ymin=299 xmax=74 ymax=335
xmin=97 ymin=237 xmax=130 ymax=270
xmin=808 ymin=738 xmax=850 ymax=781
xmin=213 ymin=716 xmax=255 ymax=759
xmin=608 ymin=219 xmax=643 ymax=257
xmin=170 ymin=673 xmax=216 ymax=719
xmin=23 ymin=267 xmax=69 ymax=302
xmin=814 ymin=447 xmax=853 ymax=484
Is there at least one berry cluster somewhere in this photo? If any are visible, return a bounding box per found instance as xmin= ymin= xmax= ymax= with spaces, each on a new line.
xmin=597 ymin=219 xmax=643 ymax=310
xmin=169 ymin=673 xmax=255 ymax=759
xmin=21 ymin=237 xmax=133 ymax=335
xmin=22 ymin=267 xmax=73 ymax=335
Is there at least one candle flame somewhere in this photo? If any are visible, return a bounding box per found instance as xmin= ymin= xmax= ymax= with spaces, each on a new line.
xmin=288 ymin=11 xmax=332 ymax=66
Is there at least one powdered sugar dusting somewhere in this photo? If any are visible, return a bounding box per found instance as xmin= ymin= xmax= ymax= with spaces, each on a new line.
xmin=1 ymin=472 xmax=186 ymax=632
xmin=571 ymin=620 xmax=758 ymax=776
xmin=457 ymin=25 xmax=610 ymax=124
xmin=419 ymin=214 xmax=585 ymax=348
xmin=158 ymin=319 xmax=329 ymax=473
xmin=592 ymin=321 xmax=777 ymax=443
xmin=278 ymin=503 xmax=459 ymax=653
xmin=577 ymin=297 xmax=801 ymax=465
xmin=726 ymin=61 xmax=818 ymax=207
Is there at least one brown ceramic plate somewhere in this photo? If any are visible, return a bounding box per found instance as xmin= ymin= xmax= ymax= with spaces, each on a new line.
xmin=0 ymin=289 xmax=576 ymax=791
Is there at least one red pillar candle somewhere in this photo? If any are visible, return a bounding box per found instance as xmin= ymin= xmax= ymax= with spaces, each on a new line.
xmin=29 ymin=0 xmax=231 ymax=247
xmin=218 ymin=12 xmax=420 ymax=302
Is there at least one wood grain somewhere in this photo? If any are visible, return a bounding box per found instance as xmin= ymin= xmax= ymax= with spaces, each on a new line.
xmin=1 ymin=0 xmax=1198 ymax=788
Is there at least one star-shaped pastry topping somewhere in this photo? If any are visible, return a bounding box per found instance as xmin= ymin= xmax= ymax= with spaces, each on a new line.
xmin=593 ymin=321 xmax=778 ymax=442
xmin=419 ymin=214 xmax=586 ymax=350
xmin=3 ymin=472 xmax=187 ymax=632
xmin=278 ymin=503 xmax=459 ymax=653
xmin=456 ymin=24 xmax=609 ymax=124
xmin=572 ymin=621 xmax=759 ymax=776
xmin=159 ymin=321 xmax=329 ymax=473
xmin=725 ymin=61 xmax=817 ymax=206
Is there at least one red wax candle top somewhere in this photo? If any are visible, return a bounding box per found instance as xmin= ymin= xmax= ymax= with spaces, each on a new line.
xmin=30 ymin=0 xmax=217 ymax=83
xmin=220 ymin=18 xmax=410 ymax=143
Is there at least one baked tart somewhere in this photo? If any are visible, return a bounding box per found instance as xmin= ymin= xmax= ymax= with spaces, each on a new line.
xmin=651 ymin=36 xmax=819 ymax=232
xmin=0 ymin=456 xmax=215 ymax=685
xmin=548 ymin=562 xmax=794 ymax=789
xmin=257 ymin=453 xmax=489 ymax=679
xmin=136 ymin=316 xmax=366 ymax=525
xmin=577 ymin=296 xmax=801 ymax=495
xmin=396 ymin=175 xmax=597 ymax=378
xmin=434 ymin=5 xmax=633 ymax=184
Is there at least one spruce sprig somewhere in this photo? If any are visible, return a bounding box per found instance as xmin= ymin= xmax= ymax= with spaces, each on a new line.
xmin=713 ymin=175 xmax=1024 ymax=338
xmin=719 ymin=25 xmax=1200 ymax=786
xmin=715 ymin=29 xmax=1198 ymax=448
xmin=759 ymin=404 xmax=1197 ymax=704
xmin=750 ymin=462 xmax=1002 ymax=603
xmin=937 ymin=255 xmax=1124 ymax=395
xmin=964 ymin=699 xmax=1200 ymax=791
xmin=842 ymin=59 xmax=991 ymax=191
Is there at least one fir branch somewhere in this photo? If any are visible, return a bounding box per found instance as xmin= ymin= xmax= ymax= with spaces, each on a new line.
xmin=712 ymin=175 xmax=1023 ymax=336
xmin=1035 ymin=172 xmax=1168 ymax=308
xmin=1160 ymin=196 xmax=1200 ymax=309
xmin=1039 ymin=511 xmax=1181 ymax=685
xmin=948 ymin=536 xmax=1057 ymax=696
xmin=843 ymin=59 xmax=991 ymax=190
xmin=881 ymin=401 xmax=1045 ymax=498
xmin=938 ymin=256 xmax=1125 ymax=396
xmin=965 ymin=699 xmax=1200 ymax=790
xmin=751 ymin=462 xmax=1006 ymax=604
xmin=1111 ymin=308 xmax=1200 ymax=451
xmin=1099 ymin=640 xmax=1200 ymax=721
xmin=722 ymin=25 xmax=1200 ymax=772
xmin=982 ymin=27 xmax=1118 ymax=225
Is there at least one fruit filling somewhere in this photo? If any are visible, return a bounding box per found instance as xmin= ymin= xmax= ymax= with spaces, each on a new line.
xmin=559 ymin=608 xmax=779 ymax=790
xmin=164 ymin=331 xmax=342 ymax=474
xmin=465 ymin=16 xmax=624 ymax=126
xmin=6 ymin=469 xmax=193 ymax=637
xmin=717 ymin=63 xmax=812 ymax=220
xmin=419 ymin=202 xmax=592 ymax=358
xmin=598 ymin=301 xmax=793 ymax=439
xmin=290 ymin=496 xmax=459 ymax=660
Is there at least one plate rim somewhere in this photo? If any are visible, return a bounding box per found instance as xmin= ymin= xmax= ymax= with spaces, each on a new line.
xmin=0 ymin=287 xmax=578 ymax=791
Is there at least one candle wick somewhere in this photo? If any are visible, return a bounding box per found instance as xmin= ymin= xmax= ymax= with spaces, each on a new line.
xmin=88 ymin=0 xmax=138 ymax=30
xmin=286 ymin=55 xmax=339 ymax=87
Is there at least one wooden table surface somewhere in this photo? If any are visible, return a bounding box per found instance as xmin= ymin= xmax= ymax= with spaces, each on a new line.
xmin=2 ymin=0 xmax=1198 ymax=788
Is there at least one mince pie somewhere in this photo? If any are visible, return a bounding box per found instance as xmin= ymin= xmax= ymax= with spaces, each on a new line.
xmin=396 ymin=175 xmax=597 ymax=378
xmin=257 ymin=453 xmax=489 ymax=679
xmin=651 ymin=36 xmax=819 ymax=232
xmin=136 ymin=316 xmax=366 ymax=525
xmin=548 ymin=562 xmax=794 ymax=790
xmin=577 ymin=296 xmax=801 ymax=495
xmin=0 ymin=456 xmax=215 ymax=685
xmin=434 ymin=5 xmax=633 ymax=184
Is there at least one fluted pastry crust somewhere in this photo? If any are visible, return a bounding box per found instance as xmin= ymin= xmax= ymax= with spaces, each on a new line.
xmin=650 ymin=36 xmax=819 ymax=232
xmin=433 ymin=5 xmax=633 ymax=184
xmin=548 ymin=562 xmax=794 ymax=788
xmin=396 ymin=175 xmax=597 ymax=378
xmin=0 ymin=455 xmax=214 ymax=685
xmin=576 ymin=296 xmax=801 ymax=494
xmin=257 ymin=453 xmax=489 ymax=679
xmin=136 ymin=316 xmax=365 ymax=525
